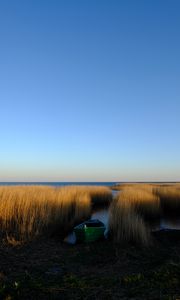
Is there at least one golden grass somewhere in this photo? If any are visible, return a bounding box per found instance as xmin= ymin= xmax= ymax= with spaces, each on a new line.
xmin=2 ymin=183 xmax=179 ymax=245
xmin=109 ymin=193 xmax=150 ymax=246
xmin=155 ymin=186 xmax=180 ymax=213
xmin=85 ymin=186 xmax=112 ymax=206
xmin=111 ymin=183 xmax=179 ymax=191
xmin=109 ymin=183 xmax=180 ymax=245
xmin=0 ymin=185 xmax=111 ymax=242
xmin=112 ymin=184 xmax=160 ymax=220
xmin=109 ymin=185 xmax=161 ymax=245
xmin=119 ymin=188 xmax=160 ymax=219
xmin=111 ymin=183 xmax=155 ymax=191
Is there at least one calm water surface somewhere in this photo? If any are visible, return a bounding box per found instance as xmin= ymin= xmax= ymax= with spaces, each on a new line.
xmin=91 ymin=208 xmax=180 ymax=232
xmin=0 ymin=182 xmax=118 ymax=187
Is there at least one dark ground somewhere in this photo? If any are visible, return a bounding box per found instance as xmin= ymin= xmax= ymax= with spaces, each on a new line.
xmin=1 ymin=231 xmax=180 ymax=300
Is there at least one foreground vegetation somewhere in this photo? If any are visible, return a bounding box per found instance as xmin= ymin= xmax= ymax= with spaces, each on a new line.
xmin=1 ymin=231 xmax=180 ymax=299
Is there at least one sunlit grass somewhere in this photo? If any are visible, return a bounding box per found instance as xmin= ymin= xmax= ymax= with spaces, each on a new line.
xmin=120 ymin=188 xmax=160 ymax=220
xmin=109 ymin=193 xmax=150 ymax=246
xmin=111 ymin=183 xmax=178 ymax=191
xmin=111 ymin=183 xmax=155 ymax=191
xmin=1 ymin=183 xmax=180 ymax=245
xmin=109 ymin=184 xmax=161 ymax=245
xmin=155 ymin=185 xmax=180 ymax=213
xmin=109 ymin=183 xmax=180 ymax=245
xmin=0 ymin=185 xmax=111 ymax=242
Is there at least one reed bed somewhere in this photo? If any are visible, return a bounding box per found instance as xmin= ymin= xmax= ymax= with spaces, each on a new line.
xmin=109 ymin=185 xmax=160 ymax=245
xmin=155 ymin=186 xmax=180 ymax=213
xmin=119 ymin=188 xmax=160 ymax=220
xmin=109 ymin=193 xmax=150 ymax=246
xmin=109 ymin=183 xmax=180 ymax=245
xmin=2 ymin=183 xmax=179 ymax=245
xmin=0 ymin=185 xmax=111 ymax=242
xmin=111 ymin=183 xmax=178 ymax=191
xmin=59 ymin=185 xmax=112 ymax=207
xmin=86 ymin=186 xmax=112 ymax=206
xmin=111 ymin=183 xmax=155 ymax=191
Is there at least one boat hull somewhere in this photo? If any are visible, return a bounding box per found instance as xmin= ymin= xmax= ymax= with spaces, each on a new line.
xmin=74 ymin=219 xmax=105 ymax=243
xmin=74 ymin=227 xmax=105 ymax=242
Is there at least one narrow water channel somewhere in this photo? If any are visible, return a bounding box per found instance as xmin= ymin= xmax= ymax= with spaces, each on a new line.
xmin=64 ymin=190 xmax=180 ymax=244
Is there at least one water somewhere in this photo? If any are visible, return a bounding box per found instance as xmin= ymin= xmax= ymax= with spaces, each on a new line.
xmin=64 ymin=208 xmax=172 ymax=244
xmin=91 ymin=208 xmax=109 ymax=238
xmin=111 ymin=190 xmax=119 ymax=197
xmin=90 ymin=208 xmax=180 ymax=232
xmin=91 ymin=209 xmax=109 ymax=227
xmin=64 ymin=208 xmax=110 ymax=245
xmin=0 ymin=182 xmax=118 ymax=187
xmin=159 ymin=216 xmax=180 ymax=231
xmin=65 ymin=208 xmax=180 ymax=244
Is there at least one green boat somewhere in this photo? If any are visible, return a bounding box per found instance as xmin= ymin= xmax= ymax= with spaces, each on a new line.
xmin=74 ymin=219 xmax=106 ymax=243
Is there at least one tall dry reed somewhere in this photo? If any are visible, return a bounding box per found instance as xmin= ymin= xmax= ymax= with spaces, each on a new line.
xmin=0 ymin=185 xmax=111 ymax=242
xmin=109 ymin=183 xmax=180 ymax=245
xmin=86 ymin=186 xmax=112 ymax=206
xmin=119 ymin=188 xmax=160 ymax=220
xmin=155 ymin=186 xmax=180 ymax=213
xmin=109 ymin=193 xmax=150 ymax=246
xmin=111 ymin=183 xmax=155 ymax=191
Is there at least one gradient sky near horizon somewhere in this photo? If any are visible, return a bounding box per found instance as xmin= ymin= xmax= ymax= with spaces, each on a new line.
xmin=0 ymin=0 xmax=180 ymax=182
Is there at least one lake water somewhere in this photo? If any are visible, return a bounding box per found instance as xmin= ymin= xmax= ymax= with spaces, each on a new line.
xmin=91 ymin=208 xmax=180 ymax=231
xmin=0 ymin=182 xmax=118 ymax=187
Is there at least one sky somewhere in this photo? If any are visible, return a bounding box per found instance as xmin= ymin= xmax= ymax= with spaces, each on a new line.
xmin=0 ymin=0 xmax=180 ymax=182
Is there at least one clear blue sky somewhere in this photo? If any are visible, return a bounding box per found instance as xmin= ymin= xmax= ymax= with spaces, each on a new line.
xmin=0 ymin=0 xmax=179 ymax=182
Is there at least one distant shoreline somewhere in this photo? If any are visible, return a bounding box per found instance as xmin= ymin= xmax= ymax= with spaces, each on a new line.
xmin=0 ymin=181 xmax=179 ymax=186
